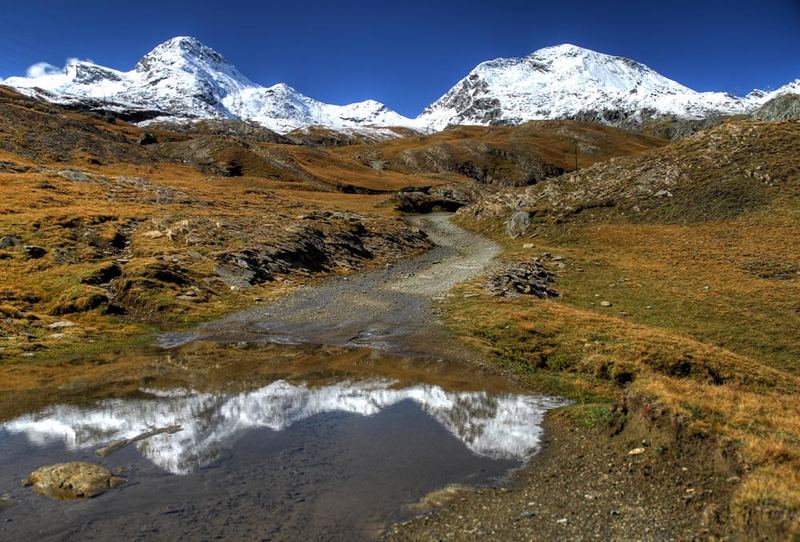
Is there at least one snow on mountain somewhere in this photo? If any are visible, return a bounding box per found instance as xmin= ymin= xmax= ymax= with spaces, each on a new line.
xmin=2 ymin=36 xmax=418 ymax=133
xmin=3 ymin=379 xmax=565 ymax=474
xmin=3 ymin=39 xmax=795 ymax=133
xmin=226 ymin=84 xmax=416 ymax=133
xmin=417 ymin=44 xmax=777 ymax=130
xmin=765 ymin=79 xmax=800 ymax=100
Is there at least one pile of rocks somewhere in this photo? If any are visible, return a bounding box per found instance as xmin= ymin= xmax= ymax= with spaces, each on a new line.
xmin=485 ymin=261 xmax=559 ymax=298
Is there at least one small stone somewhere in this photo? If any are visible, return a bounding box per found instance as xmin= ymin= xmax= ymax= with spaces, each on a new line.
xmin=138 ymin=132 xmax=158 ymax=145
xmin=58 ymin=170 xmax=93 ymax=182
xmin=23 ymin=245 xmax=47 ymax=259
xmin=143 ymin=230 xmax=165 ymax=239
xmin=600 ymin=301 xmax=612 ymax=307
xmin=0 ymin=235 xmax=22 ymax=249
xmin=48 ymin=320 xmax=76 ymax=329
xmin=0 ymin=493 xmax=16 ymax=511
xmin=522 ymin=243 xmax=535 ymax=249
xmin=556 ymin=518 xmax=568 ymax=525
xmin=628 ymin=447 xmax=646 ymax=456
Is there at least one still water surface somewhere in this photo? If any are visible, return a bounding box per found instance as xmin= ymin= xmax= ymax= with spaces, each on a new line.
xmin=0 ymin=343 xmax=563 ymax=541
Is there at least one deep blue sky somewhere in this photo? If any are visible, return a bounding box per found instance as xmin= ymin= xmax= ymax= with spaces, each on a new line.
xmin=1 ymin=0 xmax=798 ymax=116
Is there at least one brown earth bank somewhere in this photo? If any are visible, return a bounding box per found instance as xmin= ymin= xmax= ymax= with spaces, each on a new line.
xmin=387 ymin=399 xmax=742 ymax=541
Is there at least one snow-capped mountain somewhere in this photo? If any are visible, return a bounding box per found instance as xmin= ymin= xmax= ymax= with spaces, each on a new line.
xmin=3 ymin=38 xmax=796 ymax=133
xmin=3 ymin=379 xmax=564 ymax=474
xmin=2 ymin=36 xmax=418 ymax=133
xmin=417 ymin=44 xmax=783 ymax=129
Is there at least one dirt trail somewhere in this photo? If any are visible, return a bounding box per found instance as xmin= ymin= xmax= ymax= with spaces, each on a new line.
xmin=160 ymin=213 xmax=500 ymax=359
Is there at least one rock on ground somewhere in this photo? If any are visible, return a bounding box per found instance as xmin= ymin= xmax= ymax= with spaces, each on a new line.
xmin=22 ymin=462 xmax=125 ymax=499
xmin=505 ymin=211 xmax=531 ymax=237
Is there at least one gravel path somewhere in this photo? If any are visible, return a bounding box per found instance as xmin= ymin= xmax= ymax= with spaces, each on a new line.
xmin=160 ymin=213 xmax=500 ymax=358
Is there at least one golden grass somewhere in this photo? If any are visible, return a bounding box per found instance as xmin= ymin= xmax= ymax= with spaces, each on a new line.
xmin=0 ymin=152 xmax=419 ymax=363
xmin=449 ymin=196 xmax=800 ymax=532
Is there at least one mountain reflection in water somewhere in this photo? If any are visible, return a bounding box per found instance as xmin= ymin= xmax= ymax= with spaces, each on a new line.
xmin=3 ymin=379 xmax=564 ymax=475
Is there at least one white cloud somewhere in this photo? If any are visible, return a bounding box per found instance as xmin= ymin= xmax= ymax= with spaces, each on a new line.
xmin=24 ymin=58 xmax=95 ymax=79
xmin=25 ymin=61 xmax=61 ymax=78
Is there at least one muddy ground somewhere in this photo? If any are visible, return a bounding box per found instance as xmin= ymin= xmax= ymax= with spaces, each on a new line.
xmin=386 ymin=408 xmax=738 ymax=541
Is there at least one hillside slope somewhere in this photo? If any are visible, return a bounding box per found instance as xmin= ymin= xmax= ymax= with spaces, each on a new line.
xmin=442 ymin=119 xmax=800 ymax=538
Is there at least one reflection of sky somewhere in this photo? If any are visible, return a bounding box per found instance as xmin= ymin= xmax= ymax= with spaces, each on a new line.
xmin=3 ymin=380 xmax=565 ymax=475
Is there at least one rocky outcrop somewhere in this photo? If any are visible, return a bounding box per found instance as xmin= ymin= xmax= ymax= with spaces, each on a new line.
xmin=390 ymin=189 xmax=466 ymax=214
xmin=752 ymin=94 xmax=800 ymax=121
xmin=106 ymin=212 xmax=431 ymax=320
xmin=209 ymin=213 xmax=429 ymax=289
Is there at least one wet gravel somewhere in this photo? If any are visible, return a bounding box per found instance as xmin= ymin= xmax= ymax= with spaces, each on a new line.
xmin=160 ymin=213 xmax=500 ymax=360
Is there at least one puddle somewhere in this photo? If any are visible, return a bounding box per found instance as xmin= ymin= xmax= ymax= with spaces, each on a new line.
xmin=0 ymin=342 xmax=564 ymax=541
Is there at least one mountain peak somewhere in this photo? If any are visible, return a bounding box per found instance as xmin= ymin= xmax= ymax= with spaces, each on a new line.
xmin=417 ymin=43 xmax=765 ymax=129
xmin=530 ymin=43 xmax=591 ymax=56
xmin=136 ymin=36 xmax=230 ymax=72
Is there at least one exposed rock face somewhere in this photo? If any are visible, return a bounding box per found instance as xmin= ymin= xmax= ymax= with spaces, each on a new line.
xmin=209 ymin=214 xmax=430 ymax=289
xmin=147 ymin=118 xmax=292 ymax=144
xmin=485 ymin=261 xmax=558 ymax=298
xmin=752 ymin=94 xmax=800 ymax=121
xmin=22 ymin=462 xmax=125 ymax=499
xmin=390 ymin=189 xmax=466 ymax=214
xmin=640 ymin=116 xmax=728 ymax=140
